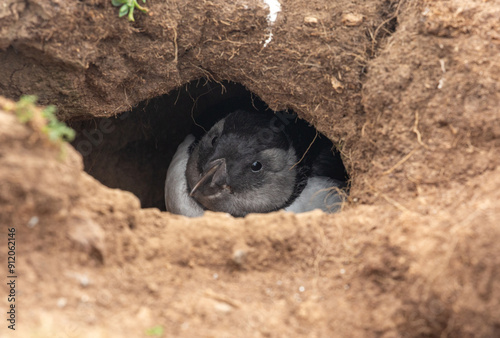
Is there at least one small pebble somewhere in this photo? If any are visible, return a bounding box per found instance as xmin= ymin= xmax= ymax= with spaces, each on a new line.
xmin=232 ymin=249 xmax=247 ymax=266
xmin=79 ymin=275 xmax=90 ymax=287
xmin=57 ymin=297 xmax=68 ymax=308
xmin=27 ymin=216 xmax=39 ymax=228
xmin=213 ymin=302 xmax=233 ymax=313
xmin=341 ymin=13 xmax=364 ymax=26
xmin=304 ymin=16 xmax=319 ymax=25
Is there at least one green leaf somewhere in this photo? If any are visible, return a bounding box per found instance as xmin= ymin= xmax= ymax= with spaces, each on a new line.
xmin=60 ymin=128 xmax=76 ymax=142
xmin=145 ymin=325 xmax=164 ymax=336
xmin=41 ymin=105 xmax=57 ymax=118
xmin=20 ymin=95 xmax=38 ymax=105
xmin=48 ymin=129 xmax=59 ymax=141
xmin=111 ymin=0 xmax=124 ymax=7
xmin=119 ymin=4 xmax=129 ymax=17
xmin=114 ymin=0 xmax=147 ymax=21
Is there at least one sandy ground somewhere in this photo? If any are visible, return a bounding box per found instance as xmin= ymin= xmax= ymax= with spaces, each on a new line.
xmin=0 ymin=0 xmax=499 ymax=336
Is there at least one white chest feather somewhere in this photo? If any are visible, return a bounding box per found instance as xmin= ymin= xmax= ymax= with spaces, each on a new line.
xmin=285 ymin=176 xmax=343 ymax=214
xmin=164 ymin=135 xmax=204 ymax=217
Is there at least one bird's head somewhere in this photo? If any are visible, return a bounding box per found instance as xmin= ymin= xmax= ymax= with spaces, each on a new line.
xmin=186 ymin=111 xmax=299 ymax=217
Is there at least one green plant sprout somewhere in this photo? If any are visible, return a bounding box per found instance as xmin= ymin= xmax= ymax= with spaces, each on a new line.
xmin=112 ymin=0 xmax=148 ymax=22
xmin=14 ymin=95 xmax=75 ymax=144
xmin=13 ymin=95 xmax=37 ymax=123
xmin=145 ymin=325 xmax=164 ymax=336
xmin=41 ymin=105 xmax=76 ymax=143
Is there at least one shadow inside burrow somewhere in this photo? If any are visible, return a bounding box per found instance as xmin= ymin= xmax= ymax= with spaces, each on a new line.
xmin=69 ymin=80 xmax=348 ymax=211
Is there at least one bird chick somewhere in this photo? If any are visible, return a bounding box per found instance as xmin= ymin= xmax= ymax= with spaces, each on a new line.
xmin=165 ymin=110 xmax=345 ymax=217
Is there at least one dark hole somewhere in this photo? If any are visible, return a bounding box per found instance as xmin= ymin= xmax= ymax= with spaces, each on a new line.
xmin=69 ymin=80 xmax=348 ymax=211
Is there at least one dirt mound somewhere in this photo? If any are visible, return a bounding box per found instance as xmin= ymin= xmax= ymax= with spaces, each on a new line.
xmin=1 ymin=0 xmax=499 ymax=336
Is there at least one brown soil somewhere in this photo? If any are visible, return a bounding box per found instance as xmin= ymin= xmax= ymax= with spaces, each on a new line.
xmin=1 ymin=0 xmax=499 ymax=337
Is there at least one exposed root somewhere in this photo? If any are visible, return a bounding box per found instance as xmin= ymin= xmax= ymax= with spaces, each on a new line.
xmin=365 ymin=179 xmax=411 ymax=213
xmin=383 ymin=147 xmax=417 ymax=175
xmin=323 ymin=185 xmax=349 ymax=212
xmin=361 ymin=120 xmax=377 ymax=146
xmin=172 ymin=28 xmax=178 ymax=63
xmin=289 ymin=131 xmax=318 ymax=171
xmin=204 ymin=289 xmax=242 ymax=309
xmin=413 ymin=111 xmax=429 ymax=149
xmin=370 ymin=0 xmax=403 ymax=55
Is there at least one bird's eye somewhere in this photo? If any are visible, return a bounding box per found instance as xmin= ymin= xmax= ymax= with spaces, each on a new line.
xmin=251 ymin=161 xmax=262 ymax=172
xmin=211 ymin=136 xmax=218 ymax=147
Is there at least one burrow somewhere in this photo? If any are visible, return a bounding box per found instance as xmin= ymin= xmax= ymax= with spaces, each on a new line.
xmin=69 ymin=80 xmax=349 ymax=211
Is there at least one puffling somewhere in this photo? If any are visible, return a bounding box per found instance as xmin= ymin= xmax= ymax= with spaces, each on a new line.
xmin=165 ymin=110 xmax=346 ymax=217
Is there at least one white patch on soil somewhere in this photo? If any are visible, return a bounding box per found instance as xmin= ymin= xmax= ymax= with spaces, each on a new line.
xmin=262 ymin=0 xmax=281 ymax=47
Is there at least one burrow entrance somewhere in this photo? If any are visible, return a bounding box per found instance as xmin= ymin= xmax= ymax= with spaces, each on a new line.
xmin=69 ymin=80 xmax=348 ymax=211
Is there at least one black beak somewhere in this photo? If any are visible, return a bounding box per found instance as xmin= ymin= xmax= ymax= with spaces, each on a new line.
xmin=189 ymin=158 xmax=229 ymax=196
